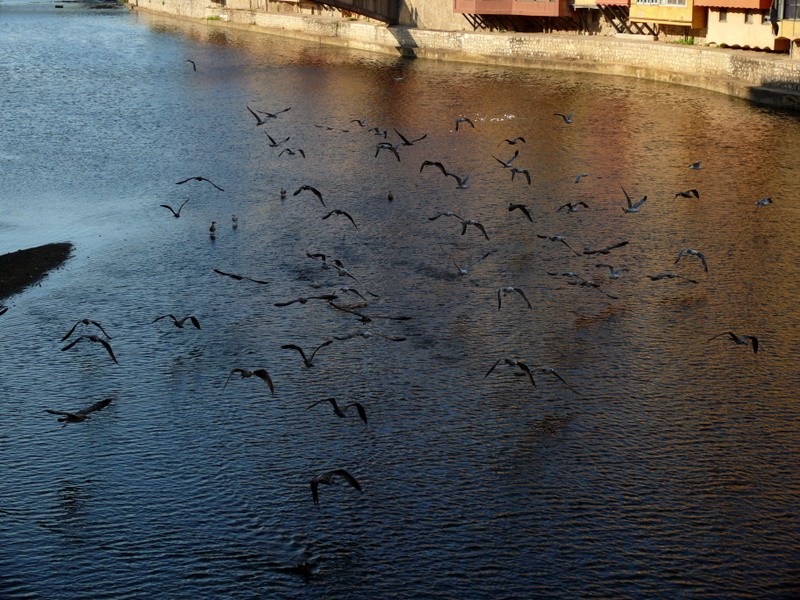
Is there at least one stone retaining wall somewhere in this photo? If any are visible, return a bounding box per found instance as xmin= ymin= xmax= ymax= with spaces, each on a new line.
xmin=129 ymin=0 xmax=800 ymax=109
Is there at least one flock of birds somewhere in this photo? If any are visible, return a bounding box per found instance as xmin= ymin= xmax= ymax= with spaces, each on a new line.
xmin=6 ymin=57 xmax=770 ymax=579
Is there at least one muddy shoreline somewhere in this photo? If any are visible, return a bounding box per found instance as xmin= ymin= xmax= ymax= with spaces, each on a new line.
xmin=0 ymin=242 xmax=74 ymax=302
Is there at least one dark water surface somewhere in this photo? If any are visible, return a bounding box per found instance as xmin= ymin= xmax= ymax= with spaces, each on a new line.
xmin=2 ymin=1 xmax=800 ymax=597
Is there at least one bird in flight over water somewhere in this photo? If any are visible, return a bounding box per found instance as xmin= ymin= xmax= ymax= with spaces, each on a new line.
xmin=293 ymin=185 xmax=325 ymax=206
xmin=497 ymin=286 xmax=533 ymax=310
xmin=708 ymin=331 xmax=759 ymax=354
xmin=485 ymin=358 xmax=536 ymax=387
xmin=455 ymin=116 xmax=475 ymax=130
xmin=61 ymin=319 xmax=111 ymax=342
xmin=281 ymin=340 xmax=333 ymax=368
xmin=213 ymin=268 xmax=269 ymax=284
xmin=307 ymin=397 xmax=368 ymax=425
xmin=152 ymin=315 xmax=201 ymax=329
xmin=45 ymin=397 xmax=113 ymax=427
xmin=61 ymin=335 xmax=119 ymax=364
xmin=160 ymin=198 xmax=190 ymax=218
xmin=674 ymin=248 xmax=708 ymax=272
xmin=310 ymin=469 xmax=362 ymax=507
xmin=185 ymin=59 xmax=196 ymax=71
xmin=223 ymin=368 xmax=275 ymax=395
xmin=554 ymin=111 xmax=574 ymax=124
xmin=175 ymin=176 xmax=224 ymax=191
xmin=674 ymin=189 xmax=700 ymax=199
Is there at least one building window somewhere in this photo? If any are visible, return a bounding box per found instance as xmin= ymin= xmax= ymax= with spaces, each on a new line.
xmin=719 ymin=9 xmax=727 ymax=22
xmin=785 ymin=0 xmax=800 ymax=20
xmin=745 ymin=10 xmax=754 ymax=23
xmin=662 ymin=0 xmax=687 ymax=5
xmin=637 ymin=0 xmax=659 ymax=5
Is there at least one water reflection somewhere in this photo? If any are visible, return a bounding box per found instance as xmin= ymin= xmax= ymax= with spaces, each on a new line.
xmin=1 ymin=0 xmax=800 ymax=597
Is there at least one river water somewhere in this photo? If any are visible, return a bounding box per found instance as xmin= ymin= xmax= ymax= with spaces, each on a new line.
xmin=1 ymin=1 xmax=799 ymax=597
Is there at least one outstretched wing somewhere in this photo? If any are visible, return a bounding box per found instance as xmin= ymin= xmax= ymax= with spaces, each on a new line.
xmin=345 ymin=402 xmax=368 ymax=425
xmin=281 ymin=344 xmax=308 ymax=363
xmin=252 ymin=369 xmax=275 ymax=395
xmin=516 ymin=361 xmax=537 ymax=387
xmin=77 ymin=397 xmax=113 ymax=417
xmin=214 ymin=268 xmax=243 ymax=280
xmin=310 ymin=339 xmax=333 ymax=361
xmin=513 ymin=288 xmax=532 ymax=309
xmin=60 ymin=321 xmax=82 ymax=342
xmin=331 ymin=469 xmax=362 ymax=492
xmin=97 ymin=338 xmax=119 ymax=364
xmin=485 ymin=358 xmax=503 ymax=377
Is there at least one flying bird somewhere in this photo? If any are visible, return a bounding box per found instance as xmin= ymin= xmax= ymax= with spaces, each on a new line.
xmin=246 ymin=105 xmax=270 ymax=126
xmin=675 ymin=248 xmax=708 ymax=272
xmin=274 ymin=294 xmax=338 ymax=307
xmin=509 ymin=167 xmax=531 ymax=185
xmin=420 ymin=160 xmax=449 ymax=176
xmin=557 ymin=201 xmax=589 ymax=213
xmin=708 ymin=331 xmax=759 ymax=354
xmin=45 ymin=397 xmax=113 ymax=427
xmin=394 ymin=129 xmax=427 ymax=146
xmin=534 ymin=366 xmax=581 ymax=395
xmin=622 ymin=187 xmax=647 ymax=213
xmin=334 ymin=330 xmax=405 ymax=342
xmin=307 ymin=397 xmax=368 ymax=425
xmin=279 ymin=148 xmax=305 ymax=158
xmin=223 ymin=368 xmax=275 ymax=395
xmin=648 ymin=272 xmax=698 ymax=284
xmin=368 ymin=127 xmax=387 ymax=138
xmin=152 ymin=314 xmax=201 ymax=329
xmin=566 ymin=277 xmax=620 ymax=300
xmin=265 ymin=132 xmax=290 ymax=147
xmin=175 ymin=176 xmax=224 ymax=191
xmin=213 ymin=268 xmax=269 ymax=284
xmin=583 ymin=240 xmax=629 ymax=255
xmin=485 ymin=358 xmax=536 ymax=387
xmin=455 ymin=116 xmax=475 ymax=130
xmin=537 ymin=234 xmax=582 ymax=256
xmin=281 ymin=340 xmax=333 ymax=368
xmin=322 ymin=209 xmax=359 ymax=229
xmin=61 ymin=319 xmax=111 ymax=342
xmin=375 ymin=142 xmax=401 ymax=161
xmin=675 ymin=189 xmax=700 ymax=199
xmin=574 ymin=173 xmax=589 ymax=183
xmin=350 ymin=118 xmax=366 ymax=127
xmin=293 ymin=185 xmax=325 ymax=206
xmin=554 ymin=111 xmax=574 ymax=124
xmin=328 ymin=302 xmax=409 ymax=324
xmin=689 ymin=161 xmax=703 ymax=169
xmin=447 ymin=171 xmax=470 ymax=189
xmin=508 ymin=203 xmax=533 ymax=222
xmin=185 ymin=59 xmax=196 ymax=71
xmin=461 ymin=219 xmax=490 ymax=240
xmin=497 ymin=286 xmax=532 ymax=310
xmin=498 ymin=137 xmax=525 ymax=146
xmin=595 ymin=264 xmax=628 ymax=279
xmin=256 ymin=106 xmax=291 ymax=119
xmin=755 ymin=196 xmax=773 ymax=209
xmin=493 ymin=150 xmax=519 ymax=169
xmin=61 ymin=335 xmax=118 ymax=364
xmin=160 ymin=198 xmax=190 ymax=218
xmin=310 ymin=469 xmax=362 ymax=507
xmin=438 ymin=244 xmax=492 ymax=276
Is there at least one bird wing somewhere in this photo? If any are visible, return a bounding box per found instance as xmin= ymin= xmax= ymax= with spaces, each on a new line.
xmin=175 ymin=177 xmax=194 ymax=185
xmin=242 ymin=276 xmax=270 ymax=284
xmin=621 ymin=187 xmax=632 ymax=208
xmin=472 ymin=222 xmax=490 ymax=240
xmin=202 ymin=178 xmax=224 ymax=191
xmin=340 ymin=211 xmax=358 ymax=229
xmin=187 ymin=316 xmax=201 ymax=330
xmin=516 ymin=361 xmax=537 ymax=387
xmin=486 ymin=358 xmax=503 ymax=378
xmin=467 ymin=251 xmax=493 ymax=267
xmin=420 ymin=160 xmax=448 ymax=176
xmin=514 ymin=288 xmax=532 ymax=309
xmin=223 ymin=369 xmax=240 ymax=390
xmin=159 ymin=204 xmax=179 ymax=217
xmin=310 ymin=480 xmax=320 ymax=506
xmin=246 ymin=105 xmax=264 ymax=125
xmin=747 ymin=336 xmax=759 ymax=354
xmin=518 ymin=205 xmax=533 ymax=221
xmin=214 ymin=268 xmax=242 ymax=280
xmin=632 ymin=196 xmax=648 ymax=210
xmin=332 ymin=469 xmax=362 ymax=492
xmin=698 ymin=253 xmax=709 ymax=272
xmin=97 ymin=338 xmax=119 ymax=364
xmin=282 ymin=344 xmax=308 ymax=363
xmin=77 ymin=397 xmax=113 ymax=417
xmin=45 ymin=409 xmax=75 ymax=417
xmin=345 ymin=402 xmax=368 ymax=425
xmin=393 ymin=128 xmax=411 ymax=145
xmin=310 ymin=339 xmax=333 ymax=360
xmin=253 ymin=369 xmax=275 ymax=395
xmin=265 ymin=132 xmax=277 ymax=145
xmin=521 ymin=170 xmax=531 ymax=185
xmin=274 ymin=298 xmax=301 ymax=307
xmin=61 ymin=336 xmax=84 ymax=352
xmin=152 ymin=315 xmax=173 ymax=324
xmin=60 ymin=321 xmax=82 ymax=342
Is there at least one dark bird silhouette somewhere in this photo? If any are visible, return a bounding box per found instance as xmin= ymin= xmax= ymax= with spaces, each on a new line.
xmin=534 ymin=366 xmax=581 ymax=394
xmin=755 ymin=196 xmax=773 ymax=209
xmin=648 ymin=272 xmax=698 ymax=284
xmin=438 ymin=246 xmax=492 ymax=276
xmin=574 ymin=173 xmax=589 ymax=183
xmin=279 ymin=148 xmax=305 ymax=158
xmin=447 ymin=171 xmax=470 ymax=189
xmin=554 ymin=111 xmax=574 ymax=124
xmin=322 ymin=209 xmax=358 ymax=229
xmin=332 ymin=286 xmax=370 ymax=303
xmin=310 ymin=469 xmax=362 ymax=507
xmin=455 ymin=116 xmax=475 ymax=130
xmin=246 ymin=105 xmax=270 ymax=126
xmin=595 ymin=264 xmax=628 ymax=279
xmin=622 ymin=187 xmax=647 ymax=213
xmin=493 ymin=150 xmax=520 ymax=169
xmin=265 ymin=132 xmax=290 ymax=147
xmin=485 ymin=358 xmax=536 ymax=387
xmin=498 ymin=137 xmax=525 ymax=146
xmin=675 ymin=189 xmax=700 ymax=199
xmin=708 ymin=331 xmax=759 ymax=354
xmin=152 ymin=314 xmax=201 ymax=329
xmin=689 ymin=161 xmax=703 ymax=170
xmin=281 ymin=340 xmax=333 ymax=368
xmin=213 ymin=268 xmax=269 ymax=284
xmin=350 ymin=118 xmax=366 ymax=127
xmin=508 ymin=203 xmax=533 ymax=222
xmin=368 ymin=126 xmax=387 ymax=138
xmin=61 ymin=319 xmax=111 ymax=342
xmin=497 ymin=286 xmax=532 ymax=310
xmin=256 ymin=106 xmax=291 ymax=119
xmin=0 ymin=306 xmax=7 ymax=317
xmin=274 ymin=294 xmax=338 ymax=307
xmin=420 ymin=160 xmax=449 ymax=176
xmin=675 ymin=248 xmax=708 ymax=272
xmin=307 ymin=397 xmax=368 ymax=425
xmin=537 ymin=234 xmax=582 ymax=256
xmin=566 ymin=277 xmax=619 ymax=300
xmin=328 ymin=302 xmax=409 ymax=324
xmin=510 ymin=167 xmax=531 ymax=185
xmin=185 ymin=59 xmax=197 ymax=71
xmin=583 ymin=240 xmax=629 ymax=255
xmin=394 ymin=129 xmax=427 ymax=145
xmin=461 ymin=219 xmax=490 ymax=240
xmin=331 ymin=259 xmax=362 ymax=284
xmin=558 ymin=201 xmax=589 ymax=213
xmin=175 ymin=176 xmax=224 ymax=191
xmin=61 ymin=335 xmax=118 ymax=364
xmin=375 ymin=142 xmax=401 ymax=161
xmin=334 ymin=330 xmax=405 ymax=342
xmin=293 ymin=185 xmax=325 ymax=207
xmin=160 ymin=198 xmax=190 ymax=218
xmin=45 ymin=397 xmax=112 ymax=427
xmin=428 ymin=211 xmax=461 ymax=221
xmin=223 ymin=368 xmax=275 ymax=395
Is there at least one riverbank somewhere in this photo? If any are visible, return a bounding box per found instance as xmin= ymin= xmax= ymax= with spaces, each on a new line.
xmin=0 ymin=243 xmax=73 ymax=302
xmin=129 ymin=0 xmax=800 ymax=110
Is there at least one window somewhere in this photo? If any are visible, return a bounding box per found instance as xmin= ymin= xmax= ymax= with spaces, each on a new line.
xmin=785 ymin=0 xmax=800 ymax=20
xmin=662 ymin=0 xmax=687 ymax=5
xmin=745 ymin=10 xmax=754 ymax=23
xmin=719 ymin=9 xmax=727 ymax=22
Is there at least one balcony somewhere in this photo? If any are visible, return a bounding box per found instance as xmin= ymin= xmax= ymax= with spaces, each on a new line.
xmin=453 ymin=0 xmax=573 ymax=18
xmin=629 ymin=0 xmax=706 ymax=26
